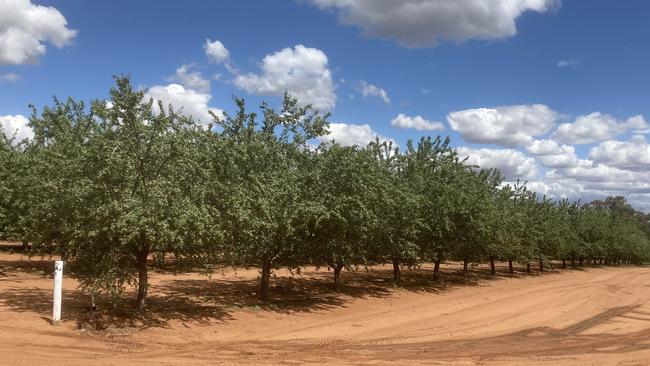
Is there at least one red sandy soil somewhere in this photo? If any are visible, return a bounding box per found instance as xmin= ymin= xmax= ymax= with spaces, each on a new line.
xmin=2 ymin=249 xmax=650 ymax=365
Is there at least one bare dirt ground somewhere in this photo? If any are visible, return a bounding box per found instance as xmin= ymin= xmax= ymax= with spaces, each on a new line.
xmin=2 ymin=248 xmax=650 ymax=365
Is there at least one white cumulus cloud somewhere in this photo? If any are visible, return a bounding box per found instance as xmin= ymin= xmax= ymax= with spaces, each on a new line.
xmin=545 ymin=164 xmax=650 ymax=198
xmin=589 ymin=135 xmax=650 ymax=171
xmin=166 ymin=64 xmax=210 ymax=93
xmin=522 ymin=180 xmax=580 ymax=200
xmin=526 ymin=139 xmax=585 ymax=168
xmin=358 ymin=80 xmax=390 ymax=104
xmin=318 ymin=122 xmax=394 ymax=147
xmin=309 ymin=0 xmax=558 ymax=47
xmin=456 ymin=146 xmax=537 ymax=180
xmin=145 ymin=84 xmax=223 ymax=125
xmin=234 ymin=44 xmax=336 ymax=111
xmin=553 ymin=112 xmax=648 ymax=145
xmin=0 ymin=114 xmax=33 ymax=142
xmin=0 ymin=0 xmax=77 ymax=65
xmin=390 ymin=113 xmax=444 ymax=131
xmin=448 ymin=104 xmax=559 ymax=147
xmin=204 ymin=38 xmax=230 ymax=64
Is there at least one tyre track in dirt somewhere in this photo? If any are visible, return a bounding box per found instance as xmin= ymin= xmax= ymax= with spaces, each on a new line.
xmin=3 ymin=257 xmax=650 ymax=365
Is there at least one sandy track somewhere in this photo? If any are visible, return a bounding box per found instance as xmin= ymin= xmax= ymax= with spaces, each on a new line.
xmin=2 ymin=252 xmax=650 ymax=365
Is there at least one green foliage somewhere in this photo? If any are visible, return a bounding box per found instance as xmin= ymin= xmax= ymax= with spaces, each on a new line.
xmin=3 ymin=77 xmax=650 ymax=310
xmin=401 ymin=136 xmax=460 ymax=264
xmin=0 ymin=129 xmax=13 ymax=239
xmin=211 ymin=94 xmax=329 ymax=299
xmin=370 ymin=140 xmax=422 ymax=282
xmin=21 ymin=77 xmax=219 ymax=308
xmin=306 ymin=143 xmax=383 ymax=288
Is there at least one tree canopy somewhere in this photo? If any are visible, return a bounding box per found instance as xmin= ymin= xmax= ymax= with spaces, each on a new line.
xmin=2 ymin=76 xmax=649 ymax=308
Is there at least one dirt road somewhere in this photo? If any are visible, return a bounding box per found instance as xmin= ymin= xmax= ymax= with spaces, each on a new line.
xmin=2 ymin=252 xmax=650 ymax=365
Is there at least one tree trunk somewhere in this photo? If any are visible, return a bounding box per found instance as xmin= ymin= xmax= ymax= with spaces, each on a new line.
xmin=489 ymin=257 xmax=496 ymax=275
xmin=539 ymin=259 xmax=544 ymax=272
xmin=135 ymin=250 xmax=149 ymax=310
xmin=334 ymin=264 xmax=344 ymax=291
xmin=508 ymin=260 xmax=514 ymax=274
xmin=526 ymin=263 xmax=531 ymax=273
xmin=562 ymin=259 xmax=566 ymax=269
xmin=21 ymin=240 xmax=29 ymax=252
xmin=260 ymin=258 xmax=272 ymax=301
xmin=579 ymin=258 xmax=583 ymax=266
xmin=392 ymin=258 xmax=401 ymax=284
xmin=433 ymin=259 xmax=441 ymax=280
xmin=463 ymin=257 xmax=469 ymax=274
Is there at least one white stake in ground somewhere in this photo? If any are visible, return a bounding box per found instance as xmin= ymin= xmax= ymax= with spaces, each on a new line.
xmin=52 ymin=260 xmax=63 ymax=325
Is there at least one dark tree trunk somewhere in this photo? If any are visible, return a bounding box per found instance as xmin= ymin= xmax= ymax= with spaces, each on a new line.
xmin=508 ymin=260 xmax=514 ymax=274
xmin=135 ymin=250 xmax=149 ymax=310
xmin=392 ymin=258 xmax=401 ymax=284
xmin=433 ymin=259 xmax=441 ymax=280
xmin=260 ymin=258 xmax=272 ymax=301
xmin=463 ymin=257 xmax=469 ymax=274
xmin=90 ymin=291 xmax=97 ymax=312
xmin=539 ymin=259 xmax=544 ymax=272
xmin=579 ymin=258 xmax=583 ymax=266
xmin=490 ymin=257 xmax=496 ymax=275
xmin=21 ymin=240 xmax=29 ymax=252
xmin=526 ymin=263 xmax=531 ymax=273
xmin=562 ymin=259 xmax=566 ymax=269
xmin=334 ymin=264 xmax=344 ymax=291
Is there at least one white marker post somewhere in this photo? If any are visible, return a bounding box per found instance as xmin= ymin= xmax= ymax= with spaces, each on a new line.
xmin=52 ymin=260 xmax=63 ymax=325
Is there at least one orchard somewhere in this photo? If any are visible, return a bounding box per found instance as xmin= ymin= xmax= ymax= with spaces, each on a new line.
xmin=1 ymin=76 xmax=649 ymax=308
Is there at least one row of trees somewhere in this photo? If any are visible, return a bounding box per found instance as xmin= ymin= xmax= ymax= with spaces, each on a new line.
xmin=1 ymin=77 xmax=649 ymax=309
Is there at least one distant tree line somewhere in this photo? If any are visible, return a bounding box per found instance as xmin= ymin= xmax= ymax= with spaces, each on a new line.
xmin=1 ymin=77 xmax=649 ymax=309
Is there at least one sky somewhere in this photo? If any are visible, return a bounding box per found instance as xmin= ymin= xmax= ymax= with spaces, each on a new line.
xmin=1 ymin=0 xmax=650 ymax=210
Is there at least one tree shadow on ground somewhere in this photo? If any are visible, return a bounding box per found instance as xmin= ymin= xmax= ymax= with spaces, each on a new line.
xmin=0 ymin=241 xmax=27 ymax=253
xmin=0 ymin=285 xmax=232 ymax=330
xmin=0 ymin=257 xmax=54 ymax=276
xmin=0 ymin=255 xmax=606 ymax=332
xmin=153 ymin=262 xmax=561 ymax=316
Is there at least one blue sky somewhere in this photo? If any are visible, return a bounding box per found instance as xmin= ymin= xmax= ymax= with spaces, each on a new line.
xmin=1 ymin=0 xmax=650 ymax=210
